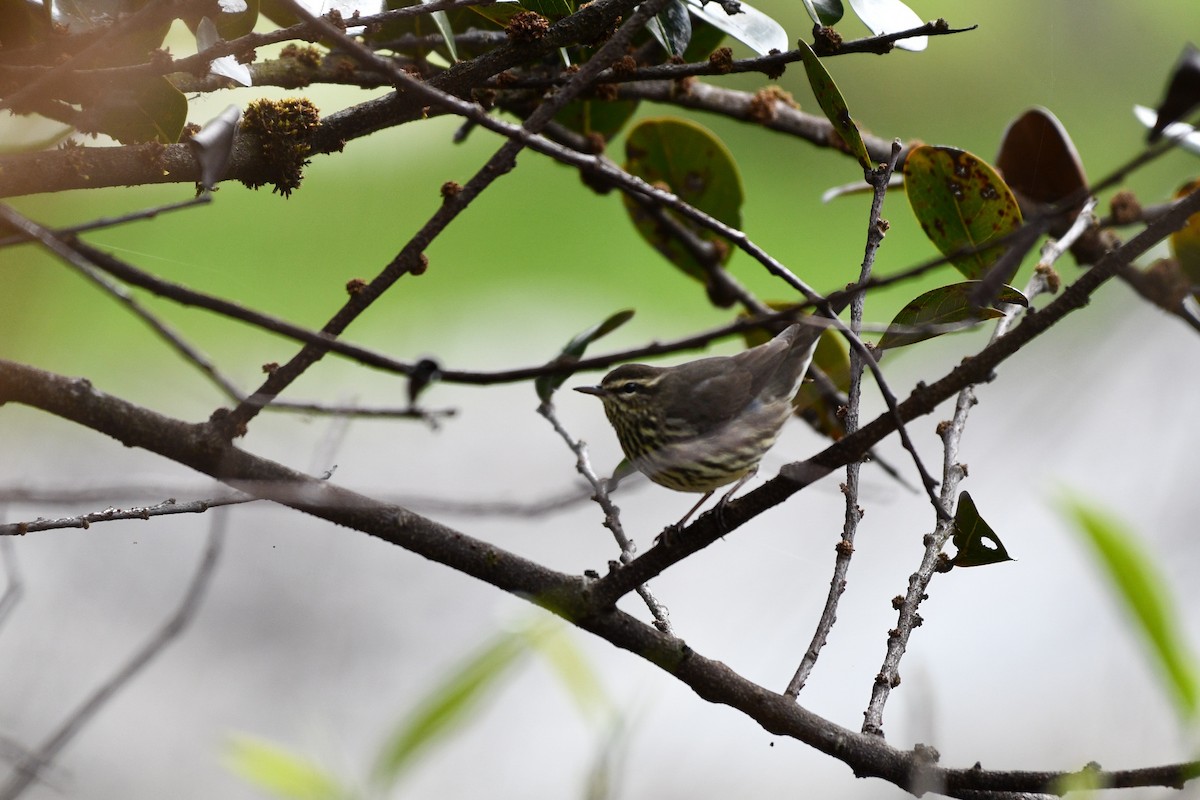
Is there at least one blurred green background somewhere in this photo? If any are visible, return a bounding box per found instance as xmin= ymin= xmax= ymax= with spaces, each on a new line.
xmin=5 ymin=4 xmax=1200 ymax=799
xmin=5 ymin=0 xmax=1198 ymax=414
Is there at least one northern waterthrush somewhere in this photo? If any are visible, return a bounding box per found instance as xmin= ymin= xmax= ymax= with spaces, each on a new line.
xmin=575 ymin=323 xmax=819 ymax=526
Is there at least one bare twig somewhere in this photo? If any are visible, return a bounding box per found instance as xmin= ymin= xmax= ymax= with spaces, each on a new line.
xmin=3 ymin=360 xmax=1200 ymax=797
xmin=0 ymin=494 xmax=252 ymax=535
xmin=0 ymin=508 xmax=227 ymax=800
xmin=787 ymin=140 xmax=903 ymax=698
xmin=586 ymin=186 xmax=1200 ymax=608
xmin=861 ymin=199 xmax=1097 ymax=736
xmin=538 ymin=400 xmax=672 ymax=634
xmin=0 ymin=509 xmax=22 ymax=631
xmin=216 ymin=0 xmax=670 ymax=436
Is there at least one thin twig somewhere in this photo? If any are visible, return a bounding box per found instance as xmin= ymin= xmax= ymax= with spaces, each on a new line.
xmin=5 ymin=359 xmax=1200 ymax=797
xmin=0 ymin=195 xmax=210 ymax=249
xmin=216 ymin=0 xmax=669 ymax=437
xmin=586 ymin=187 xmax=1200 ymax=609
xmin=0 ymin=507 xmax=22 ymax=631
xmin=787 ymin=140 xmax=903 ymax=698
xmin=861 ymin=198 xmax=1098 ymax=736
xmin=538 ymin=400 xmax=672 ymax=634
xmin=0 ymin=508 xmax=227 ymax=800
xmin=0 ymin=494 xmax=253 ymax=535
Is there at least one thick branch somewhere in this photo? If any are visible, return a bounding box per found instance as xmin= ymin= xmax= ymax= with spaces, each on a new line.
xmin=1 ymin=359 xmax=1198 ymax=798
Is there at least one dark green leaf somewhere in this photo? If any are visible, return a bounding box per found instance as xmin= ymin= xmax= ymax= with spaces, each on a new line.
xmin=648 ymin=0 xmax=691 ymax=56
xmin=903 ymin=145 xmax=1024 ymax=280
xmin=622 ymin=118 xmax=743 ymax=296
xmin=795 ymin=39 xmax=871 ymax=170
xmin=800 ymin=0 xmax=843 ymax=25
xmin=680 ymin=13 xmax=727 ymax=61
xmin=1062 ymin=496 xmax=1200 ymax=719
xmin=878 ymin=282 xmax=1027 ymax=351
xmin=93 ymin=76 xmax=188 ymax=143
xmin=535 ymin=309 xmax=635 ymax=402
xmin=556 ymin=99 xmax=639 ymax=141
xmin=950 ymin=491 xmax=1012 ymax=567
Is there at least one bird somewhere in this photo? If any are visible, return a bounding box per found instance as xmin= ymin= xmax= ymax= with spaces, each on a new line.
xmin=575 ymin=323 xmax=819 ymax=529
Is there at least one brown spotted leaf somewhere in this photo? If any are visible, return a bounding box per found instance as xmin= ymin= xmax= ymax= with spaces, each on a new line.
xmin=904 ymin=145 xmax=1023 ymax=280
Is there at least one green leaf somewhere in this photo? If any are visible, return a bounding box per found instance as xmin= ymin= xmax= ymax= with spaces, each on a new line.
xmin=1062 ymin=495 xmax=1200 ymax=720
xmin=93 ymin=76 xmax=188 ymax=143
xmin=683 ymin=0 xmax=788 ymax=55
xmin=372 ymin=630 xmax=532 ymax=789
xmin=795 ymin=39 xmax=871 ymax=170
xmin=878 ymin=282 xmax=1027 ymax=351
xmin=622 ymin=118 xmax=743 ymax=297
xmin=536 ymin=309 xmax=635 ymax=402
xmin=225 ymin=735 xmax=347 ymax=800
xmin=556 ymin=99 xmax=639 ymax=141
xmin=799 ymin=0 xmax=843 ymax=25
xmin=903 ymin=145 xmax=1024 ymax=280
xmin=950 ymin=491 xmax=1012 ymax=567
xmin=517 ymin=621 xmax=612 ymax=722
xmin=423 ymin=0 xmax=459 ymax=62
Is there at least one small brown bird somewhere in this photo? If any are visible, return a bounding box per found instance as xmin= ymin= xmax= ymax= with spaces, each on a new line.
xmin=575 ymin=323 xmax=819 ymax=527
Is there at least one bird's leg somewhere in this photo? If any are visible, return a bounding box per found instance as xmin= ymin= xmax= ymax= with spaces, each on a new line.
xmin=711 ymin=468 xmax=755 ymax=533
xmin=656 ymin=489 xmax=715 ymax=545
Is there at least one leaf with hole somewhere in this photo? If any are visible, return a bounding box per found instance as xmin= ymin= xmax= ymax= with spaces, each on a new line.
xmin=535 ymin=309 xmax=635 ymax=402
xmin=622 ymin=118 xmax=743 ymax=301
xmin=950 ymin=491 xmax=1012 ymax=567
xmin=878 ymin=281 xmax=1027 ymax=351
xmin=796 ymin=40 xmax=871 ymax=170
xmin=904 ymin=145 xmax=1023 ymax=280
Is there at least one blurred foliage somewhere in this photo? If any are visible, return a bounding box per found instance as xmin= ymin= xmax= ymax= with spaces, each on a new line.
xmin=5 ymin=1 xmax=1200 ymax=399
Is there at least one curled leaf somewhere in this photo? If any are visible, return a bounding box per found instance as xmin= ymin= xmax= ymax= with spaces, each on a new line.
xmin=879 ymin=282 xmax=1027 ymax=351
xmin=796 ymin=39 xmax=871 ymax=170
xmin=684 ymin=0 xmax=788 ymax=57
xmin=1149 ymin=43 xmax=1200 ymax=143
xmin=536 ymin=310 xmax=635 ymax=402
xmin=846 ymin=0 xmax=925 ymax=51
xmin=189 ymin=104 xmax=242 ymax=191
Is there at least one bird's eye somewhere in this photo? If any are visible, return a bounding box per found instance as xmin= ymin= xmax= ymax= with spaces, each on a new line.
xmin=620 ymin=382 xmax=640 ymax=394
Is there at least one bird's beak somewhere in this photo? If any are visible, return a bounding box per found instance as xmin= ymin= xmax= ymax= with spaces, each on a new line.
xmin=574 ymin=385 xmax=605 ymax=397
